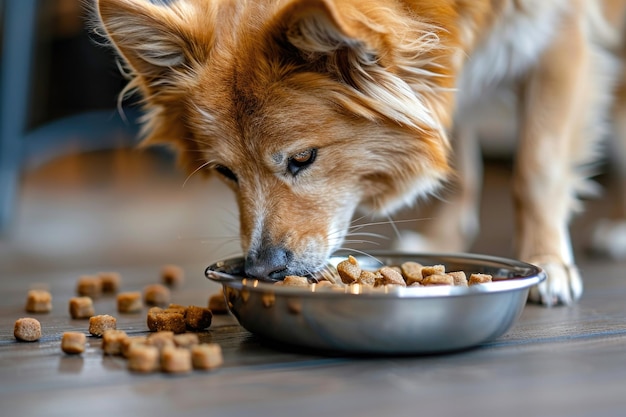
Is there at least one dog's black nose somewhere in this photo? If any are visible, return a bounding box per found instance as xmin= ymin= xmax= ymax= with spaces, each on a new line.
xmin=244 ymin=246 xmax=293 ymax=280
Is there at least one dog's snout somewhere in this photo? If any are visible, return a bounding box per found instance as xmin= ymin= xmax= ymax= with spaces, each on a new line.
xmin=244 ymin=246 xmax=293 ymax=280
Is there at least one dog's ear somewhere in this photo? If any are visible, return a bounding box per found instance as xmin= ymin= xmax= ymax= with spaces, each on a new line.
xmin=275 ymin=0 xmax=448 ymax=132
xmin=279 ymin=0 xmax=373 ymax=61
xmin=95 ymin=0 xmax=206 ymax=88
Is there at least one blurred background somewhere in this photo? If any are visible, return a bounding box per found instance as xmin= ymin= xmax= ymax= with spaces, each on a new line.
xmin=0 ymin=0 xmax=244 ymax=276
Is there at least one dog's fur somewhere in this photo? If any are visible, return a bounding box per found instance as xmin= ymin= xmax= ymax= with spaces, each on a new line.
xmin=94 ymin=0 xmax=626 ymax=306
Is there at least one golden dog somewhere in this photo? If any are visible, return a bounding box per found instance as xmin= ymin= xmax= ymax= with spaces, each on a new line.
xmin=94 ymin=0 xmax=626 ymax=305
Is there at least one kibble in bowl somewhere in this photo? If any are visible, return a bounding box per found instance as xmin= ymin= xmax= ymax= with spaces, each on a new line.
xmin=206 ymin=251 xmax=545 ymax=354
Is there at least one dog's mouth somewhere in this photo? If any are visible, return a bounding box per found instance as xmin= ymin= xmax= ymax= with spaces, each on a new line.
xmin=243 ymin=245 xmax=328 ymax=282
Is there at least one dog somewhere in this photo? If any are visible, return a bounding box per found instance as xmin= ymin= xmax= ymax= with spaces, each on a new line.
xmin=93 ymin=0 xmax=626 ymax=306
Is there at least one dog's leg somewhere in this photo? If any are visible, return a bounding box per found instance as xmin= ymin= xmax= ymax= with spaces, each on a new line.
xmin=394 ymin=122 xmax=482 ymax=253
xmin=590 ymin=77 xmax=626 ymax=259
xmin=515 ymin=14 xmax=612 ymax=305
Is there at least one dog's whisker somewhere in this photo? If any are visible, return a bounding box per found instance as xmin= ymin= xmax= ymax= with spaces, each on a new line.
xmin=386 ymin=214 xmax=403 ymax=242
xmin=341 ymin=240 xmax=382 ymax=246
xmin=346 ymin=217 xmax=433 ymax=231
xmin=333 ymin=247 xmax=383 ymax=265
xmin=182 ymin=160 xmax=214 ymax=189
xmin=345 ymin=232 xmax=389 ymax=240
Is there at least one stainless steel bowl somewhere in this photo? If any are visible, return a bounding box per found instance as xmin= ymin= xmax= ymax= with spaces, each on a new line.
xmin=205 ymin=252 xmax=545 ymax=354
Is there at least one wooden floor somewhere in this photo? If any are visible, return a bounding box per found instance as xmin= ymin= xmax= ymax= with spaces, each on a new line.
xmin=1 ymin=149 xmax=626 ymax=417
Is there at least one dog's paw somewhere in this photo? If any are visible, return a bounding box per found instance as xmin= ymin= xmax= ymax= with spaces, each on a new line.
xmin=527 ymin=256 xmax=583 ymax=306
xmin=590 ymin=219 xmax=626 ymax=260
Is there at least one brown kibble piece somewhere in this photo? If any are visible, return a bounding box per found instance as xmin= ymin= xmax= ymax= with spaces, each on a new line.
xmin=147 ymin=331 xmax=175 ymax=350
xmin=122 ymin=336 xmax=147 ymax=358
xmin=25 ymin=290 xmax=52 ymax=313
xmin=127 ymin=344 xmax=159 ymax=373
xmin=378 ymin=266 xmax=407 ymax=287
xmin=161 ymin=264 xmax=184 ymax=287
xmin=117 ymin=292 xmax=142 ymax=314
xmin=161 ymin=346 xmax=192 ymax=374
xmin=449 ymin=271 xmax=468 ymax=286
xmin=166 ymin=304 xmax=186 ymax=314
xmin=143 ymin=284 xmax=171 ymax=307
xmin=88 ymin=314 xmax=117 ymax=337
xmin=208 ymin=290 xmax=228 ymax=314
xmin=14 ymin=318 xmax=41 ymax=342
xmin=185 ymin=306 xmax=213 ymax=331
xmin=173 ymin=333 xmax=200 ymax=348
xmin=421 ymin=265 xmax=446 ymax=278
xmin=314 ymin=280 xmax=337 ymax=289
xmin=147 ymin=310 xmax=186 ymax=334
xmin=357 ymin=270 xmax=380 ymax=286
xmin=69 ymin=297 xmax=95 ymax=319
xmin=422 ymin=273 xmax=454 ymax=286
xmin=76 ymin=275 xmax=103 ymax=299
xmin=191 ymin=343 xmax=223 ymax=370
xmin=61 ymin=332 xmax=86 ymax=354
xmin=282 ymin=275 xmax=309 ymax=287
xmin=337 ymin=255 xmax=361 ymax=284
xmin=401 ymin=262 xmax=424 ymax=285
xmin=469 ymin=273 xmax=493 ymax=285
xmin=146 ymin=307 xmax=163 ymax=331
xmin=102 ymin=329 xmax=128 ymax=355
xmin=99 ymin=272 xmax=121 ymax=294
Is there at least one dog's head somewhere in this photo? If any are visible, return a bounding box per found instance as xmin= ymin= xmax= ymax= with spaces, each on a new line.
xmin=95 ymin=0 xmax=459 ymax=279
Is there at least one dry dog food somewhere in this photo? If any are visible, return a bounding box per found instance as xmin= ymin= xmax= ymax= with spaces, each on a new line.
xmin=25 ymin=289 xmax=52 ymax=313
xmin=161 ymin=346 xmax=192 ymax=374
xmin=99 ymin=271 xmax=121 ymax=294
xmin=88 ymin=314 xmax=117 ymax=337
xmin=377 ymin=267 xmax=406 ymax=287
xmin=146 ymin=331 xmax=175 ymax=350
xmin=127 ymin=344 xmax=160 ymax=373
xmin=166 ymin=303 xmax=187 ymax=315
xmin=69 ymin=296 xmax=95 ymax=319
xmin=76 ymin=275 xmax=103 ymax=299
xmin=61 ymin=332 xmax=86 ymax=354
xmin=208 ymin=290 xmax=228 ymax=314
xmin=422 ymin=273 xmax=455 ymax=286
xmin=146 ymin=307 xmax=163 ymax=331
xmin=275 ymin=275 xmax=309 ymax=287
xmin=121 ymin=336 xmax=148 ymax=358
xmin=143 ymin=283 xmax=171 ymax=306
xmin=173 ymin=333 xmax=200 ymax=348
xmin=337 ymin=255 xmax=361 ymax=284
xmin=146 ymin=308 xmax=186 ymax=334
xmin=184 ymin=306 xmax=213 ymax=331
xmin=14 ymin=318 xmax=42 ymax=342
xmin=318 ymin=256 xmax=493 ymax=289
xmin=117 ymin=291 xmax=142 ymax=313
xmin=191 ymin=343 xmax=223 ymax=370
xmin=400 ymin=262 xmax=423 ymax=285
xmin=154 ymin=312 xmax=186 ymax=334
xmin=161 ymin=264 xmax=184 ymax=287
xmin=449 ymin=271 xmax=468 ymax=286
xmin=469 ymin=273 xmax=493 ymax=285
xmin=102 ymin=329 xmax=128 ymax=355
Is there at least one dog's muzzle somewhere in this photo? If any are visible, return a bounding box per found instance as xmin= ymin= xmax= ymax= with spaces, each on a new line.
xmin=244 ymin=245 xmax=294 ymax=281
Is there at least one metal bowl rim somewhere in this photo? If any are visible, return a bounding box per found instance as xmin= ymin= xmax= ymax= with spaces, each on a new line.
xmin=205 ymin=251 xmax=546 ymax=299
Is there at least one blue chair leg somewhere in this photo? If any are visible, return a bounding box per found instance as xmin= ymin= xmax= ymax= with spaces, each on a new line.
xmin=0 ymin=0 xmax=38 ymax=236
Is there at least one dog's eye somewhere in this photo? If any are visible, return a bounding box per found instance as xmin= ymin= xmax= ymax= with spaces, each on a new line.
xmin=215 ymin=164 xmax=238 ymax=183
xmin=287 ymin=148 xmax=317 ymax=176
